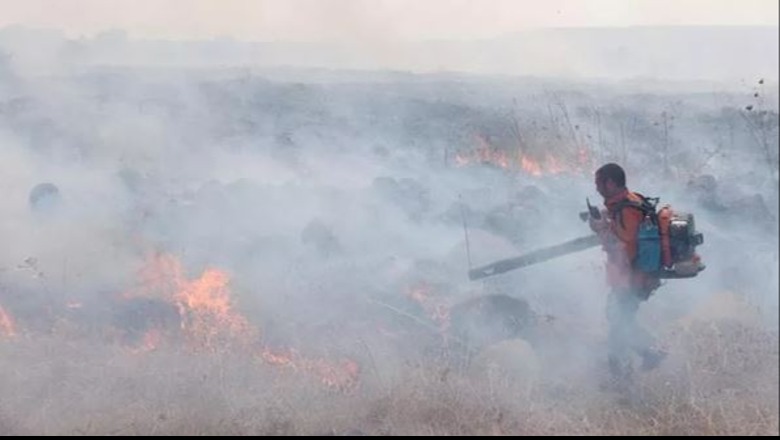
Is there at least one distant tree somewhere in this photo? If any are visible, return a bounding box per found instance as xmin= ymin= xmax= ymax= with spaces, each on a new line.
xmin=741 ymin=79 xmax=779 ymax=185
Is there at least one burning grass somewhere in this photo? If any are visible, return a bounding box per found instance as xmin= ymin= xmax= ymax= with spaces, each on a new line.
xmin=453 ymin=133 xmax=592 ymax=177
xmin=0 ymin=253 xmax=776 ymax=435
xmin=0 ymin=326 xmax=776 ymax=435
xmin=0 ymin=305 xmax=15 ymax=337
xmin=0 ymin=300 xmax=776 ymax=435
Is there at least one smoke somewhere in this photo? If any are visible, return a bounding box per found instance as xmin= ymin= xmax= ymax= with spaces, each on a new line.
xmin=0 ymin=27 xmax=777 ymax=435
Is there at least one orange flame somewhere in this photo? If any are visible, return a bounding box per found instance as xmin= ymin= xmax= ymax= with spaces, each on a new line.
xmin=123 ymin=252 xmax=361 ymax=392
xmin=129 ymin=328 xmax=163 ymax=354
xmin=260 ymin=347 xmax=360 ymax=392
xmin=454 ymin=135 xmax=512 ymax=170
xmin=128 ymin=252 xmax=186 ymax=300
xmin=0 ymin=305 xmax=15 ymax=337
xmin=519 ymin=152 xmax=588 ymax=176
xmin=405 ymin=283 xmax=450 ymax=332
xmin=519 ymin=155 xmax=543 ymax=176
xmin=544 ymin=154 xmax=567 ymax=174
xmin=261 ymin=347 xmax=298 ymax=368
xmin=124 ymin=252 xmax=254 ymax=352
xmin=453 ymin=152 xmax=471 ymax=167
xmin=174 ymin=268 xmax=254 ymax=351
xmin=455 ymin=133 xmax=588 ymax=177
xmin=577 ymin=146 xmax=590 ymax=167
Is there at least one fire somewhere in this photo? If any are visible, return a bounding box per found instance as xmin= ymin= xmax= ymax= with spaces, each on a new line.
xmin=123 ymin=252 xmax=254 ymax=351
xmin=174 ymin=268 xmax=254 ymax=351
xmin=520 ymin=155 xmax=543 ymax=176
xmin=577 ymin=146 xmax=591 ymax=167
xmin=121 ymin=252 xmax=361 ymax=392
xmin=544 ymin=154 xmax=567 ymax=174
xmin=0 ymin=305 xmax=15 ymax=337
xmin=129 ymin=328 xmax=163 ymax=354
xmin=130 ymin=252 xmax=186 ymax=300
xmin=260 ymin=347 xmax=360 ymax=392
xmin=517 ymin=151 xmax=591 ymax=176
xmin=453 ymin=152 xmax=471 ymax=167
xmin=454 ymin=134 xmax=512 ymax=170
xmin=454 ymin=133 xmax=589 ymax=177
xmin=405 ymin=283 xmax=450 ymax=332
xmin=261 ymin=347 xmax=297 ymax=368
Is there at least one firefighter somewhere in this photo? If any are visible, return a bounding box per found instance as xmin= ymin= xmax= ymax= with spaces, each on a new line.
xmin=588 ymin=163 xmax=667 ymax=388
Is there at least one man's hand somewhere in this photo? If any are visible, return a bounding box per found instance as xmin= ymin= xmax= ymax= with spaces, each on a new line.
xmin=588 ymin=209 xmax=610 ymax=233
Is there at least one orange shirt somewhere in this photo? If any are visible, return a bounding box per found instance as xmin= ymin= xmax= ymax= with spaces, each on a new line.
xmin=598 ymin=189 xmax=660 ymax=291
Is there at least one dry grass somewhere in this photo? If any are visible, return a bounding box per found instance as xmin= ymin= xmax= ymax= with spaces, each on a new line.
xmin=0 ymin=287 xmax=775 ymax=435
xmin=0 ymin=310 xmax=776 ymax=436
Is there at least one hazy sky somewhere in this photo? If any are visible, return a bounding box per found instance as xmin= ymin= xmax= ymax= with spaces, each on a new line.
xmin=0 ymin=0 xmax=777 ymax=42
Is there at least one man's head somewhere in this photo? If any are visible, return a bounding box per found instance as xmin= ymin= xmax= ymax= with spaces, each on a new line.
xmin=595 ymin=163 xmax=626 ymax=199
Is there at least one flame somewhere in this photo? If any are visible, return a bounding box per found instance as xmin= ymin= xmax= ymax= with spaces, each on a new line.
xmin=123 ymin=252 xmax=254 ymax=352
xmin=519 ymin=155 xmax=543 ymax=176
xmin=454 ymin=135 xmax=512 ymax=170
xmin=129 ymin=328 xmax=163 ymax=354
xmin=122 ymin=252 xmax=361 ymax=392
xmin=261 ymin=347 xmax=298 ymax=368
xmin=128 ymin=252 xmax=186 ymax=300
xmin=405 ymin=283 xmax=450 ymax=332
xmin=309 ymin=358 xmax=360 ymax=390
xmin=577 ymin=146 xmax=590 ymax=167
xmin=454 ymin=133 xmax=588 ymax=177
xmin=174 ymin=268 xmax=254 ymax=351
xmin=519 ymin=152 xmax=587 ymax=176
xmin=544 ymin=154 xmax=567 ymax=174
xmin=260 ymin=347 xmax=360 ymax=391
xmin=0 ymin=305 xmax=15 ymax=337
xmin=475 ymin=135 xmax=511 ymax=169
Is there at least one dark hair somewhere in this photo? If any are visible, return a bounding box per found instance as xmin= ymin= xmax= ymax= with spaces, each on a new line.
xmin=596 ymin=163 xmax=626 ymax=188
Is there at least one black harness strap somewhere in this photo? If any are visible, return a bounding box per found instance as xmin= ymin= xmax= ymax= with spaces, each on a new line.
xmin=610 ymin=193 xmax=659 ymax=229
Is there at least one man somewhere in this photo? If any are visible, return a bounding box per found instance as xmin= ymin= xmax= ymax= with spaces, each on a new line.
xmin=588 ymin=163 xmax=666 ymax=387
